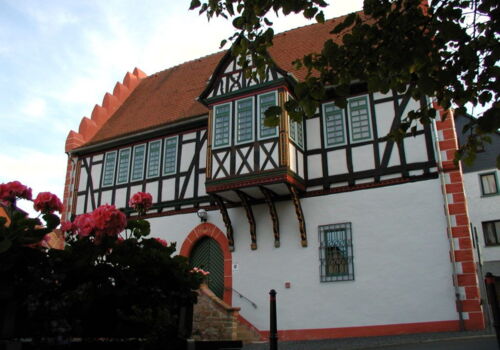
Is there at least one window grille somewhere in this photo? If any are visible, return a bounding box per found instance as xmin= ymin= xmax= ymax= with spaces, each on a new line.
xmin=348 ymin=96 xmax=372 ymax=142
xmin=323 ymin=104 xmax=346 ymax=146
xmin=163 ymin=136 xmax=178 ymax=175
xmin=258 ymin=92 xmax=278 ymax=139
xmin=102 ymin=151 xmax=117 ymax=187
xmin=480 ymin=173 xmax=499 ymax=195
xmin=116 ymin=148 xmax=131 ymax=184
xmin=483 ymin=220 xmax=500 ymax=246
xmin=147 ymin=140 xmax=162 ymax=178
xmin=131 ymin=144 xmax=146 ymax=181
xmin=213 ymin=103 xmax=231 ymax=148
xmin=319 ymin=223 xmax=354 ymax=282
xmin=236 ymin=98 xmax=254 ymax=144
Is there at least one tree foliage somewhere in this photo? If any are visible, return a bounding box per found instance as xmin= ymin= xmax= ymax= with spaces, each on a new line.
xmin=190 ymin=0 xmax=499 ymax=167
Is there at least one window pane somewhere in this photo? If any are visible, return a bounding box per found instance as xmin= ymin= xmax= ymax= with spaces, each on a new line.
xmin=483 ymin=221 xmax=500 ymax=246
xmin=147 ymin=140 xmax=162 ymax=178
xmin=349 ymin=96 xmax=372 ymax=142
xmin=116 ymin=149 xmax=131 ymax=184
xmin=236 ymin=99 xmax=253 ymax=143
xmin=289 ymin=117 xmax=297 ymax=142
xmin=259 ymin=93 xmax=278 ymax=139
xmin=324 ymin=104 xmax=345 ymax=146
xmin=319 ymin=223 xmax=354 ymax=282
xmin=296 ymin=120 xmax=304 ymax=148
xmin=102 ymin=151 xmax=117 ymax=187
xmin=214 ymin=104 xmax=231 ymax=147
xmin=481 ymin=174 xmax=498 ymax=195
xmin=163 ymin=136 xmax=178 ymax=175
xmin=131 ymin=144 xmax=146 ymax=181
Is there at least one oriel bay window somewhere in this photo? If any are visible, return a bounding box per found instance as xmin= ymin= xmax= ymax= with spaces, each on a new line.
xmin=235 ymin=97 xmax=254 ymax=144
xmin=146 ymin=140 xmax=162 ymax=179
xmin=116 ymin=148 xmax=131 ymax=185
xmin=213 ymin=103 xmax=231 ymax=149
xmin=131 ymin=144 xmax=146 ymax=182
xmin=258 ymin=91 xmax=278 ymax=140
xmin=102 ymin=151 xmax=117 ymax=187
xmin=319 ymin=223 xmax=354 ymax=282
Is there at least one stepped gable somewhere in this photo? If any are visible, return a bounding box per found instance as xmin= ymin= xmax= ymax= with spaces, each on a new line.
xmin=70 ymin=13 xmax=358 ymax=149
xmin=64 ymin=67 xmax=147 ymax=152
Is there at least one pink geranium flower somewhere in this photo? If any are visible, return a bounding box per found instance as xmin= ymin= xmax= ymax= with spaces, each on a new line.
xmin=128 ymin=192 xmax=153 ymax=214
xmin=0 ymin=181 xmax=32 ymax=205
xmin=92 ymin=204 xmax=127 ymax=239
xmin=33 ymin=192 xmax=63 ymax=214
xmin=73 ymin=213 xmax=95 ymax=238
xmin=60 ymin=221 xmax=75 ymax=233
xmin=154 ymin=237 xmax=168 ymax=247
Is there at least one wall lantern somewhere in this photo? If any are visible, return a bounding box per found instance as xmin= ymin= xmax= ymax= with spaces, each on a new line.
xmin=197 ymin=208 xmax=208 ymax=222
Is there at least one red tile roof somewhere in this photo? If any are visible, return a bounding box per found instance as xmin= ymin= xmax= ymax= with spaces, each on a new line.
xmin=71 ymin=13 xmax=354 ymax=150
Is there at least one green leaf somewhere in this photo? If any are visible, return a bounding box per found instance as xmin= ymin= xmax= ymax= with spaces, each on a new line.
xmin=0 ymin=238 xmax=12 ymax=253
xmin=189 ymin=0 xmax=201 ymax=10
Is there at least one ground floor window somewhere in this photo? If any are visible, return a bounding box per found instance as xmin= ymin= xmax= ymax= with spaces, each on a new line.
xmin=483 ymin=220 xmax=500 ymax=246
xmin=319 ymin=222 xmax=354 ymax=282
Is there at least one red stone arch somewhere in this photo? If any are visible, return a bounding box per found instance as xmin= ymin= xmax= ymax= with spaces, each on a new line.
xmin=180 ymin=223 xmax=233 ymax=305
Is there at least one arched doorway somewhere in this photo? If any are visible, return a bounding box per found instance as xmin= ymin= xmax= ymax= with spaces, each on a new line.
xmin=189 ymin=236 xmax=224 ymax=299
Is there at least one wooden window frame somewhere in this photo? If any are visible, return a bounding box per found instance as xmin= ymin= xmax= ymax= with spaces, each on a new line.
xmin=480 ymin=172 xmax=499 ymax=196
xmin=235 ymin=97 xmax=255 ymax=145
xmin=146 ymin=139 xmax=163 ymax=179
xmin=163 ymin=135 xmax=178 ymax=176
xmin=116 ymin=148 xmax=131 ymax=185
xmin=322 ymin=102 xmax=347 ymax=147
xmin=130 ymin=143 xmax=146 ymax=182
xmin=212 ymin=102 xmax=232 ymax=150
xmin=483 ymin=220 xmax=500 ymax=247
xmin=101 ymin=151 xmax=117 ymax=187
xmin=258 ymin=91 xmax=279 ymax=141
xmin=348 ymin=95 xmax=373 ymax=143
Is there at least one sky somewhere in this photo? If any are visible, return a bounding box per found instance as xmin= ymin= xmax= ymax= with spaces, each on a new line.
xmin=0 ymin=0 xmax=363 ymax=215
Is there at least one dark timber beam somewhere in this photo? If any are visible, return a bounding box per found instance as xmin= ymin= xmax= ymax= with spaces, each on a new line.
xmin=212 ymin=194 xmax=235 ymax=251
xmin=287 ymin=184 xmax=308 ymax=247
xmin=260 ymin=186 xmax=280 ymax=248
xmin=236 ymin=190 xmax=257 ymax=250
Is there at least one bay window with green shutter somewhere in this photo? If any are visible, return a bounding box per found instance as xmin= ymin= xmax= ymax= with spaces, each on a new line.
xmin=258 ymin=91 xmax=279 ymax=140
xmin=348 ymin=95 xmax=373 ymax=143
xmin=116 ymin=148 xmax=131 ymax=185
xmin=102 ymin=151 xmax=117 ymax=187
xmin=323 ymin=103 xmax=347 ymax=147
xmin=235 ymin=97 xmax=254 ymax=145
xmin=213 ymin=103 xmax=231 ymax=149
xmin=146 ymin=140 xmax=162 ymax=179
xmin=163 ymin=136 xmax=178 ymax=175
xmin=131 ymin=144 xmax=146 ymax=182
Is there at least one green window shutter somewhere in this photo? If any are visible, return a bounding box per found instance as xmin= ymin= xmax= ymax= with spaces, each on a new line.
xmin=102 ymin=151 xmax=117 ymax=187
xmin=236 ymin=98 xmax=254 ymax=144
xmin=258 ymin=92 xmax=278 ymax=139
xmin=319 ymin=223 xmax=354 ymax=282
xmin=190 ymin=237 xmax=224 ymax=299
xmin=147 ymin=140 xmax=162 ymax=178
xmin=116 ymin=148 xmax=131 ymax=184
xmin=323 ymin=103 xmax=346 ymax=146
xmin=131 ymin=144 xmax=146 ymax=181
xmin=163 ymin=136 xmax=178 ymax=175
xmin=213 ymin=103 xmax=231 ymax=148
xmin=348 ymin=96 xmax=372 ymax=142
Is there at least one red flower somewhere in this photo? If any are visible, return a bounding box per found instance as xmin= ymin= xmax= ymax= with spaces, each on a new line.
xmin=33 ymin=192 xmax=63 ymax=214
xmin=60 ymin=221 xmax=74 ymax=233
xmin=0 ymin=181 xmax=32 ymax=204
xmin=92 ymin=204 xmax=127 ymax=238
xmin=154 ymin=237 xmax=168 ymax=247
xmin=128 ymin=192 xmax=153 ymax=214
xmin=73 ymin=213 xmax=95 ymax=238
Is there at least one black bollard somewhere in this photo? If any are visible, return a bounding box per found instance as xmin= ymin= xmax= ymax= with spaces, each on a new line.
xmin=485 ymin=273 xmax=500 ymax=348
xmin=269 ymin=289 xmax=278 ymax=350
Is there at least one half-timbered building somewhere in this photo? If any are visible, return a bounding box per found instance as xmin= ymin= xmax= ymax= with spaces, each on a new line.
xmin=62 ymin=14 xmax=486 ymax=341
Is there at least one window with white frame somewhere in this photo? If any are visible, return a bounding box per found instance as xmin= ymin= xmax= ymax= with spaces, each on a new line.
xmin=348 ymin=95 xmax=372 ymax=142
xmin=323 ymin=103 xmax=346 ymax=147
xmin=213 ymin=103 xmax=231 ymax=148
xmin=116 ymin=148 xmax=131 ymax=184
xmin=131 ymin=144 xmax=146 ymax=181
xmin=483 ymin=220 xmax=500 ymax=246
xmin=480 ymin=173 xmax=499 ymax=196
xmin=147 ymin=140 xmax=162 ymax=178
xmin=163 ymin=136 xmax=178 ymax=175
xmin=236 ymin=97 xmax=254 ymax=144
xmin=289 ymin=117 xmax=304 ymax=149
xmin=258 ymin=92 xmax=279 ymax=139
xmin=102 ymin=151 xmax=117 ymax=187
xmin=319 ymin=223 xmax=354 ymax=282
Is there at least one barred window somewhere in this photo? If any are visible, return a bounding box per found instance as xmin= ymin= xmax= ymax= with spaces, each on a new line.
xmin=102 ymin=151 xmax=117 ymax=187
xmin=131 ymin=144 xmax=146 ymax=181
xmin=163 ymin=136 xmax=178 ymax=175
xmin=147 ymin=140 xmax=162 ymax=178
xmin=116 ymin=148 xmax=131 ymax=184
xmin=258 ymin=92 xmax=278 ymax=139
xmin=236 ymin=98 xmax=254 ymax=144
xmin=483 ymin=220 xmax=500 ymax=246
xmin=213 ymin=103 xmax=231 ymax=148
xmin=348 ymin=96 xmax=372 ymax=142
xmin=480 ymin=173 xmax=499 ymax=196
xmin=323 ymin=103 xmax=346 ymax=147
xmin=319 ymin=223 xmax=354 ymax=282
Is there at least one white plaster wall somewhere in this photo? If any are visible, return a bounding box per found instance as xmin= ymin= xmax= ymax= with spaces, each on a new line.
xmin=78 ymin=168 xmax=87 ymax=192
xmin=351 ymin=145 xmax=375 ymax=172
xmin=91 ymin=163 xmax=102 ymax=189
xmin=374 ymin=101 xmax=394 ymax=137
xmin=180 ymin=143 xmax=195 ymax=173
xmin=463 ymin=170 xmax=500 ymax=264
xmin=115 ymin=188 xmax=127 ymax=209
xmin=307 ymin=154 xmax=322 ymax=179
xmin=327 ymin=149 xmax=348 ymax=176
xmin=404 ymin=135 xmax=428 ymax=164
xmin=146 ymin=178 xmax=457 ymax=332
xmin=76 ymin=195 xmax=85 ymax=215
xmin=101 ymin=190 xmax=112 ymax=205
xmin=306 ymin=118 xmax=321 ymax=150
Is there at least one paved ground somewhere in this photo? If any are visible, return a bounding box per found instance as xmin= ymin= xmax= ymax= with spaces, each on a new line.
xmin=242 ymin=330 xmax=497 ymax=350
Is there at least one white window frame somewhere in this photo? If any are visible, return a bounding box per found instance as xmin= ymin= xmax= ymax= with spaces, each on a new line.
xmin=322 ymin=102 xmax=347 ymax=147
xmin=146 ymin=139 xmax=163 ymax=179
xmin=163 ymin=135 xmax=179 ymax=176
xmin=116 ymin=147 xmax=131 ymax=185
xmin=258 ymin=91 xmax=279 ymax=140
xmin=130 ymin=143 xmax=146 ymax=182
xmin=348 ymin=95 xmax=374 ymax=144
xmin=212 ymin=102 xmax=232 ymax=150
xmin=235 ymin=96 xmax=255 ymax=145
xmin=102 ymin=151 xmax=117 ymax=187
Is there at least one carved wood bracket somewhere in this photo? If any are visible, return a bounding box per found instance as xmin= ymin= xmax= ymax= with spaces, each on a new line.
xmin=212 ymin=194 xmax=235 ymax=251
xmin=260 ymin=186 xmax=280 ymax=248
xmin=287 ymin=184 xmax=308 ymax=247
xmin=236 ymin=190 xmax=257 ymax=250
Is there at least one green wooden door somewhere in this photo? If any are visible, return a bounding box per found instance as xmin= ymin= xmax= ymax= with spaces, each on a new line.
xmin=190 ymin=237 xmax=224 ymax=299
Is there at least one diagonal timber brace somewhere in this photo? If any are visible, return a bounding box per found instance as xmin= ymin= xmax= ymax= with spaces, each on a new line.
xmin=287 ymin=184 xmax=308 ymax=247
xmin=236 ymin=190 xmax=257 ymax=250
xmin=212 ymin=194 xmax=235 ymax=251
xmin=260 ymin=186 xmax=280 ymax=248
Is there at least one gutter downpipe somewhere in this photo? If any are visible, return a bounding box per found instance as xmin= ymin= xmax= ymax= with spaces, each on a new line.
xmin=431 ymin=111 xmax=465 ymax=331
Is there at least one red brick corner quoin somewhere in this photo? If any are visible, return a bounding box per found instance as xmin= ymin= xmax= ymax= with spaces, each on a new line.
xmin=180 ymin=223 xmax=233 ymax=305
xmin=434 ymin=104 xmax=485 ymax=330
